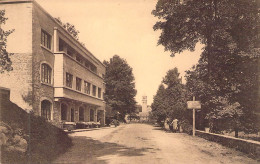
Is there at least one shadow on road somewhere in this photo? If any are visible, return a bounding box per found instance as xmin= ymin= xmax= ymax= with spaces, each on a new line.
xmin=152 ymin=127 xmax=164 ymax=131
xmin=53 ymin=136 xmax=152 ymax=164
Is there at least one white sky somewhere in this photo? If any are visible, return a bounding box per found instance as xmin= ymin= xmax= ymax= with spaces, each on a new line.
xmin=36 ymin=0 xmax=202 ymax=105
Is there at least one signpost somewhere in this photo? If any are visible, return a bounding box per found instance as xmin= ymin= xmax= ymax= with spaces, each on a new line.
xmin=187 ymin=96 xmax=201 ymax=136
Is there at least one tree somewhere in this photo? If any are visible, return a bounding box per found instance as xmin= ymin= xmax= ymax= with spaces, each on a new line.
xmin=152 ymin=68 xmax=187 ymax=125
xmin=0 ymin=10 xmax=14 ymax=73
xmin=163 ymin=68 xmax=187 ymax=121
xmin=55 ymin=17 xmax=80 ymax=40
xmin=151 ymin=84 xmax=167 ymax=125
xmin=103 ymin=55 xmax=137 ymax=121
xmin=152 ymin=0 xmax=258 ymax=57
xmin=153 ymin=0 xmax=260 ymax=136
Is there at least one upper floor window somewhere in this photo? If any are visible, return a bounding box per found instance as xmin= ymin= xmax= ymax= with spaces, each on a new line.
xmin=85 ymin=60 xmax=90 ymax=68
xmin=84 ymin=81 xmax=91 ymax=94
xmin=59 ymin=38 xmax=64 ymax=51
xmin=41 ymin=30 xmax=51 ymax=49
xmin=76 ymin=77 xmax=82 ymax=91
xmin=92 ymin=85 xmax=96 ymax=97
xmin=98 ymin=88 xmax=101 ymax=98
xmin=66 ymin=73 xmax=73 ymax=88
xmin=90 ymin=64 xmax=97 ymax=73
xmin=67 ymin=46 xmax=74 ymax=57
xmin=41 ymin=63 xmax=52 ymax=84
xmin=76 ymin=55 xmax=83 ymax=64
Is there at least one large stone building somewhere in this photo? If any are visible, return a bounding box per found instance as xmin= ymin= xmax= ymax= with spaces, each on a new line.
xmin=0 ymin=0 xmax=106 ymax=127
xmin=139 ymin=95 xmax=151 ymax=121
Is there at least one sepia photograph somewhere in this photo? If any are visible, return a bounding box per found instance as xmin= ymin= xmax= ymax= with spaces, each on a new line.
xmin=0 ymin=0 xmax=259 ymax=163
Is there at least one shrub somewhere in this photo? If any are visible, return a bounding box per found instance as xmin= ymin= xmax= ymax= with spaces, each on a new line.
xmin=1 ymin=100 xmax=72 ymax=163
xmin=179 ymin=120 xmax=193 ymax=135
xmin=111 ymin=119 xmax=120 ymax=127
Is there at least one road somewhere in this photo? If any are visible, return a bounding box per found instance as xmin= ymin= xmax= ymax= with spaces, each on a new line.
xmin=53 ymin=124 xmax=258 ymax=164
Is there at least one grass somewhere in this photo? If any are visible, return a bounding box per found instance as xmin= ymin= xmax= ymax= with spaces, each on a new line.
xmin=1 ymin=99 xmax=72 ymax=164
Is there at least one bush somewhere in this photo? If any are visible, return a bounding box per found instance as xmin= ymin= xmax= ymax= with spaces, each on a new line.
xmin=179 ymin=120 xmax=193 ymax=135
xmin=1 ymin=100 xmax=72 ymax=163
xmin=111 ymin=119 xmax=120 ymax=127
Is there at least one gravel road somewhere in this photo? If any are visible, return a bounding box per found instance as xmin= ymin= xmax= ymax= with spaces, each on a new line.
xmin=53 ymin=124 xmax=258 ymax=164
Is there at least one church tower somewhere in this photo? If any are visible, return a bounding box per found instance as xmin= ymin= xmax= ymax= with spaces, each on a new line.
xmin=142 ymin=95 xmax=147 ymax=113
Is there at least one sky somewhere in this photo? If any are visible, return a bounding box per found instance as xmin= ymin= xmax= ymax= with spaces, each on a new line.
xmin=36 ymin=0 xmax=202 ymax=105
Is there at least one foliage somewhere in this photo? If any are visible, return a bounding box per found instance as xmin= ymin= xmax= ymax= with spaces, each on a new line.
xmin=163 ymin=68 xmax=187 ymax=120
xmin=55 ymin=17 xmax=80 ymax=40
xmin=151 ymin=84 xmax=167 ymax=124
xmin=153 ymin=0 xmax=260 ymax=136
xmin=0 ymin=10 xmax=14 ymax=73
xmin=103 ymin=55 xmax=137 ymax=121
xmin=1 ymin=99 xmax=72 ymax=163
xmin=179 ymin=119 xmax=193 ymax=135
xmin=152 ymin=68 xmax=187 ymax=125
xmin=152 ymin=0 xmax=259 ymax=57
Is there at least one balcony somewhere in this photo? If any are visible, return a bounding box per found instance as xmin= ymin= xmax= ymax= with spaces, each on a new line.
xmin=54 ymin=52 xmax=105 ymax=107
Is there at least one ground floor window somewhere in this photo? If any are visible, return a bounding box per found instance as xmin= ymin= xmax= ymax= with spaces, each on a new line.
xmin=41 ymin=100 xmax=51 ymax=120
xmin=61 ymin=103 xmax=68 ymax=121
xmin=90 ymin=109 xmax=95 ymax=122
xmin=79 ymin=107 xmax=84 ymax=121
xmin=71 ymin=108 xmax=74 ymax=122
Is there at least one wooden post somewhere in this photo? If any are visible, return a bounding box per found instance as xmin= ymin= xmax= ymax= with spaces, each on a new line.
xmin=193 ymin=96 xmax=195 ymax=136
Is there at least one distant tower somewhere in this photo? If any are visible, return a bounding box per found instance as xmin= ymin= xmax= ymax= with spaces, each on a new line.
xmin=142 ymin=95 xmax=147 ymax=113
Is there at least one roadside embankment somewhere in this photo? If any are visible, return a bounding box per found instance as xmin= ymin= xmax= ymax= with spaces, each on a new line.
xmin=0 ymin=99 xmax=72 ymax=164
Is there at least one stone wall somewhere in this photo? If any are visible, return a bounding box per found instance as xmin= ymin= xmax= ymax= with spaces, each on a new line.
xmin=196 ymin=130 xmax=260 ymax=160
xmin=0 ymin=2 xmax=33 ymax=111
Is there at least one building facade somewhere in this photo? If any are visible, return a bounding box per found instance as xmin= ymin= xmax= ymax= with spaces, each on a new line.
xmin=0 ymin=0 xmax=106 ymax=127
xmin=139 ymin=95 xmax=151 ymax=122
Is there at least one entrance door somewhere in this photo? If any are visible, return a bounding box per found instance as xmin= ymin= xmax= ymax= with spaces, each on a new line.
xmin=71 ymin=108 xmax=74 ymax=122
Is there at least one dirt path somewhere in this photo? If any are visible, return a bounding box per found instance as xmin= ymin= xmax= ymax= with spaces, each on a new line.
xmin=53 ymin=124 xmax=258 ymax=164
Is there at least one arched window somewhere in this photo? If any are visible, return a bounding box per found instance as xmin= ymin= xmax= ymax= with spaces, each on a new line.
xmin=61 ymin=103 xmax=68 ymax=121
xmin=79 ymin=107 xmax=84 ymax=121
xmin=41 ymin=63 xmax=52 ymax=84
xmin=41 ymin=100 xmax=51 ymax=120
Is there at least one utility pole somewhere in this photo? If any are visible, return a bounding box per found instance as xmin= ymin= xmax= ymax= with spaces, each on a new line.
xmin=193 ymin=96 xmax=195 ymax=136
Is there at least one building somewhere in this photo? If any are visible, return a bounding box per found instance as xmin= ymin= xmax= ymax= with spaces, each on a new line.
xmin=0 ymin=0 xmax=106 ymax=128
xmin=141 ymin=95 xmax=147 ymax=113
xmin=139 ymin=95 xmax=151 ymax=122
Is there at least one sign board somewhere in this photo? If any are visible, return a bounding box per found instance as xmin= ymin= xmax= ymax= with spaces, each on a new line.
xmin=187 ymin=101 xmax=201 ymax=109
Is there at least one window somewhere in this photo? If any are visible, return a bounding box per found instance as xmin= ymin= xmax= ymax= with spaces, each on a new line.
xmin=59 ymin=38 xmax=64 ymax=51
xmin=41 ymin=63 xmax=52 ymax=84
xmin=92 ymin=85 xmax=96 ymax=96
xmin=79 ymin=107 xmax=84 ymax=121
xmin=84 ymin=81 xmax=91 ymax=94
xmin=66 ymin=73 xmax=73 ymax=88
xmin=90 ymin=109 xmax=94 ymax=122
xmin=76 ymin=55 xmax=83 ymax=64
xmin=71 ymin=108 xmax=74 ymax=122
xmin=61 ymin=103 xmax=67 ymax=121
xmin=98 ymin=88 xmax=101 ymax=98
xmin=76 ymin=77 xmax=82 ymax=91
xmin=85 ymin=60 xmax=90 ymax=68
xmin=67 ymin=46 xmax=74 ymax=57
xmin=41 ymin=30 xmax=51 ymax=49
xmin=90 ymin=64 xmax=97 ymax=73
xmin=41 ymin=100 xmax=51 ymax=120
